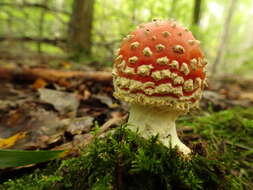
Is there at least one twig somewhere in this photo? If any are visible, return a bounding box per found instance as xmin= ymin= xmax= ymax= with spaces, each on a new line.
xmin=83 ymin=112 xmax=127 ymax=147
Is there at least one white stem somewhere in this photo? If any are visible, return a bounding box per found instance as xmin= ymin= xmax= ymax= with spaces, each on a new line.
xmin=128 ymin=104 xmax=191 ymax=154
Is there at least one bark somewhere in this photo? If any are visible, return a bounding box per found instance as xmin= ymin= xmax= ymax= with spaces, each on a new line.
xmin=192 ymin=0 xmax=202 ymax=26
xmin=67 ymin=0 xmax=95 ymax=59
xmin=212 ymin=0 xmax=238 ymax=75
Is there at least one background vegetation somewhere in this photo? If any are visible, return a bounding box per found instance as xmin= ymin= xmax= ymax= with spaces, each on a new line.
xmin=1 ymin=0 xmax=253 ymax=76
xmin=0 ymin=0 xmax=253 ymax=189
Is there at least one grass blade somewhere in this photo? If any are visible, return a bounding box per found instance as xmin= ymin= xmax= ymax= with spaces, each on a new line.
xmin=0 ymin=149 xmax=65 ymax=169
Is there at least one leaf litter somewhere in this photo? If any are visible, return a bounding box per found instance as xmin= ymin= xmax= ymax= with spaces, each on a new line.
xmin=0 ymin=64 xmax=252 ymax=187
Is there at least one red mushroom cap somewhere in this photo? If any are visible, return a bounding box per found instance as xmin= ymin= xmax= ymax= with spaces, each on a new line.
xmin=113 ymin=20 xmax=208 ymax=112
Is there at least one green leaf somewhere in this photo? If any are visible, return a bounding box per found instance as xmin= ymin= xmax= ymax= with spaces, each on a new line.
xmin=0 ymin=149 xmax=65 ymax=169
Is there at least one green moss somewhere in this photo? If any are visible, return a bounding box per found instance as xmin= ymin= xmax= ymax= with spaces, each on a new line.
xmin=178 ymin=107 xmax=253 ymax=188
xmin=2 ymin=107 xmax=253 ymax=189
xmin=0 ymin=123 xmax=246 ymax=190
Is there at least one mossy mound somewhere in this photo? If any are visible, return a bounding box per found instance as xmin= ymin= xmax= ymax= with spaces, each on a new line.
xmin=179 ymin=107 xmax=253 ymax=187
xmin=0 ymin=125 xmax=245 ymax=190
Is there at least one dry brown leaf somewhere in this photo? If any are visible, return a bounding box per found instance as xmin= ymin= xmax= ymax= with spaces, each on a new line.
xmin=39 ymin=88 xmax=80 ymax=114
xmin=32 ymin=78 xmax=47 ymax=90
xmin=65 ymin=116 xmax=94 ymax=135
xmin=240 ymin=92 xmax=253 ymax=102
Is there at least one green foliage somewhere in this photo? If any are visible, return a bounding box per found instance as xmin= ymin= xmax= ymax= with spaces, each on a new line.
xmin=193 ymin=107 xmax=253 ymax=143
xmin=234 ymin=54 xmax=253 ymax=77
xmin=0 ymin=124 xmax=246 ymax=190
xmin=1 ymin=0 xmax=253 ymax=74
xmin=0 ymin=162 xmax=63 ymax=190
xmin=1 ymin=174 xmax=62 ymax=190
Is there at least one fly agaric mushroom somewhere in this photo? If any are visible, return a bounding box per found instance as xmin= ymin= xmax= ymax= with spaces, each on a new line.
xmin=112 ymin=20 xmax=207 ymax=154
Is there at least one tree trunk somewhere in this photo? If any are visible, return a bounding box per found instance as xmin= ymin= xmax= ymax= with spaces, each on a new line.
xmin=192 ymin=0 xmax=202 ymax=26
xmin=212 ymin=0 xmax=237 ymax=75
xmin=67 ymin=0 xmax=95 ymax=60
xmin=38 ymin=0 xmax=49 ymax=54
xmin=168 ymin=0 xmax=177 ymax=18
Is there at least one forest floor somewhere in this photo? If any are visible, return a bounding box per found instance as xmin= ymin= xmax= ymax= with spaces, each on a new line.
xmin=0 ymin=62 xmax=253 ymax=189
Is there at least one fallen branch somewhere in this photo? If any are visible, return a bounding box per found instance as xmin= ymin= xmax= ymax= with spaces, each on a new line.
xmin=0 ymin=36 xmax=66 ymax=47
xmin=0 ymin=65 xmax=112 ymax=83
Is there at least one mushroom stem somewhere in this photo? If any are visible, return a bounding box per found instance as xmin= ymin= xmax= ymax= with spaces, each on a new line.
xmin=128 ymin=104 xmax=191 ymax=154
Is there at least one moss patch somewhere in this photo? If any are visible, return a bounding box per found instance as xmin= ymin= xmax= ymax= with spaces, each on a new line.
xmin=178 ymin=107 xmax=253 ymax=188
xmin=1 ymin=107 xmax=253 ymax=189
xmin=0 ymin=124 xmax=246 ymax=190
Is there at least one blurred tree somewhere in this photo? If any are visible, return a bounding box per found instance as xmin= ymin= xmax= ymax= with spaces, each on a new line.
xmin=212 ymin=0 xmax=237 ymax=75
xmin=0 ymin=0 xmax=253 ymax=75
xmin=192 ymin=0 xmax=202 ymax=26
xmin=169 ymin=0 xmax=178 ymax=19
xmin=67 ymin=0 xmax=95 ymax=60
xmin=38 ymin=0 xmax=49 ymax=53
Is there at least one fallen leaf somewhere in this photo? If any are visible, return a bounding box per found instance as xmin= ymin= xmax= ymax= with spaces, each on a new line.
xmin=240 ymin=92 xmax=253 ymax=102
xmin=39 ymin=88 xmax=80 ymax=114
xmin=0 ymin=132 xmax=27 ymax=148
xmin=0 ymin=105 xmax=67 ymax=149
xmin=32 ymin=78 xmax=47 ymax=90
xmin=92 ymin=93 xmax=115 ymax=108
xmin=65 ymin=116 xmax=94 ymax=135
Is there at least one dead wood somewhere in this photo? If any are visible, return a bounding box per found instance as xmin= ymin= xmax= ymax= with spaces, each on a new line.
xmin=0 ymin=65 xmax=112 ymax=83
